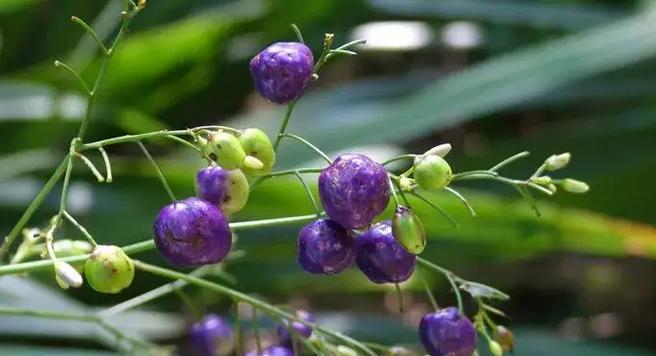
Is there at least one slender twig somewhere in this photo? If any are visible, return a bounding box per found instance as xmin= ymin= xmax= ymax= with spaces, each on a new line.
xmin=165 ymin=135 xmax=200 ymax=152
xmin=444 ymin=187 xmax=476 ymax=217
xmin=515 ymin=185 xmax=541 ymax=217
xmin=409 ymin=192 xmax=459 ymax=228
xmin=273 ymin=102 xmax=297 ymax=152
xmin=421 ymin=278 xmax=439 ymax=311
xmin=70 ymin=16 xmax=109 ymax=54
xmin=382 ymin=154 xmax=417 ymax=166
xmin=417 ymin=258 xmax=465 ymax=314
xmin=252 ymin=308 xmax=262 ymax=352
xmin=54 ymin=60 xmax=91 ymax=94
xmin=291 ymin=23 xmax=304 ymax=43
xmin=280 ymin=133 xmax=332 ymax=164
xmin=73 ymin=152 xmax=105 ymax=182
xmin=62 ymin=211 xmax=98 ymax=246
xmin=489 ymin=151 xmax=530 ymax=172
xmin=293 ymin=171 xmax=321 ymax=215
xmin=136 ymin=141 xmax=177 ymax=202
xmin=389 ymin=175 xmax=401 ymax=206
xmin=234 ymin=301 xmax=242 ymax=356
xmin=98 ymin=147 xmax=112 ymax=183
xmin=394 ymin=283 xmax=405 ymax=313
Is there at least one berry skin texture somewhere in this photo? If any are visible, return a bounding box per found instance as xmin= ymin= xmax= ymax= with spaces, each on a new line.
xmin=276 ymin=310 xmax=314 ymax=349
xmin=203 ymin=132 xmax=246 ymax=170
xmin=244 ymin=345 xmax=294 ymax=356
xmin=298 ymin=219 xmax=355 ymax=275
xmin=239 ymin=128 xmax=276 ymax=176
xmin=413 ymin=155 xmax=452 ymax=191
xmin=196 ymin=166 xmax=250 ymax=214
xmin=249 ymin=42 xmax=314 ymax=104
xmin=392 ymin=205 xmax=426 ymax=254
xmin=318 ymin=154 xmax=390 ymax=229
xmin=355 ymin=220 xmax=416 ymax=284
xmin=84 ymin=245 xmax=134 ymax=294
xmin=419 ymin=307 xmax=477 ymax=356
xmin=189 ymin=314 xmax=234 ymax=356
xmin=153 ymin=197 xmax=232 ymax=267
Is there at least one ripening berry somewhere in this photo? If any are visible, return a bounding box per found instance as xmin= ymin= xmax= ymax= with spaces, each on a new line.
xmin=495 ymin=325 xmax=515 ymax=352
xmin=244 ymin=345 xmax=294 ymax=356
xmin=239 ymin=128 xmax=276 ymax=176
xmin=392 ymin=206 xmax=426 ymax=254
xmin=276 ymin=310 xmax=314 ymax=349
xmin=189 ymin=314 xmax=234 ymax=356
xmin=196 ymin=166 xmax=250 ymax=214
xmin=355 ymin=221 xmax=416 ymax=284
xmin=84 ymin=245 xmax=134 ymax=294
xmin=419 ymin=307 xmax=477 ymax=356
xmin=203 ymin=132 xmax=246 ymax=170
xmin=249 ymin=42 xmax=314 ymax=104
xmin=297 ymin=219 xmax=355 ymax=275
xmin=153 ymin=197 xmax=232 ymax=267
xmin=318 ymin=154 xmax=390 ymax=229
xmin=413 ymin=155 xmax=452 ymax=191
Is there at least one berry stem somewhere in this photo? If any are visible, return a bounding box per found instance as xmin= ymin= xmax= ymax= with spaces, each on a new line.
xmin=293 ymin=170 xmax=321 ymax=216
xmin=98 ymin=147 xmax=113 ymax=183
xmin=382 ymin=154 xmax=417 ymax=166
xmin=252 ymin=308 xmax=263 ymax=352
xmin=136 ymin=141 xmax=177 ymax=202
xmin=489 ymin=151 xmax=530 ymax=172
xmin=234 ymin=301 xmax=243 ymax=356
xmin=417 ymin=258 xmax=465 ymax=314
xmin=70 ymin=16 xmax=109 ymax=55
xmin=62 ymin=211 xmax=98 ymax=246
xmin=53 ymin=60 xmax=91 ymax=94
xmin=408 ymin=191 xmax=459 ymax=228
xmin=422 ymin=278 xmax=440 ymax=311
xmin=444 ymin=187 xmax=476 ymax=217
xmin=273 ymin=102 xmax=297 ymax=152
xmin=280 ymin=133 xmax=332 ymax=164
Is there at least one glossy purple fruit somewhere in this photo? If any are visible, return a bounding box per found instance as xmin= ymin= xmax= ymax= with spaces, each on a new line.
xmin=153 ymin=197 xmax=232 ymax=267
xmin=244 ymin=345 xmax=294 ymax=356
xmin=419 ymin=307 xmax=477 ymax=356
xmin=297 ymin=219 xmax=355 ymax=275
xmin=318 ymin=154 xmax=390 ymax=229
xmin=355 ymin=220 xmax=416 ymax=284
xmin=276 ymin=310 xmax=314 ymax=348
xmin=249 ymin=42 xmax=314 ymax=104
xmin=190 ymin=314 xmax=234 ymax=356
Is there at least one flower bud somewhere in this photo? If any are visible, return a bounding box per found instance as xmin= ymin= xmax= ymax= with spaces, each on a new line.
xmin=544 ymin=152 xmax=571 ymax=171
xmin=561 ymin=178 xmax=589 ymax=193
xmin=548 ymin=184 xmax=558 ymax=193
xmin=422 ymin=143 xmax=452 ymax=158
xmin=54 ymin=261 xmax=83 ymax=289
xmin=413 ymin=155 xmax=452 ymax=191
xmin=84 ymin=245 xmax=134 ymax=294
xmin=496 ymin=325 xmax=515 ymax=352
xmin=203 ymin=132 xmax=246 ymax=170
xmin=399 ymin=176 xmax=414 ymax=192
xmin=392 ymin=206 xmax=426 ymax=254
xmin=242 ymin=155 xmax=264 ymax=170
xmin=530 ymin=175 xmax=552 ymax=186
xmin=238 ymin=128 xmax=276 ymax=176
xmin=488 ymin=340 xmax=503 ymax=356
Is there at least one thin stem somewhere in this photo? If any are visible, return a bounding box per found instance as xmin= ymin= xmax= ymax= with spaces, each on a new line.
xmin=273 ymin=102 xmax=297 ymax=152
xmin=515 ymin=185 xmax=541 ymax=217
xmin=58 ymin=154 xmax=74 ymax=217
xmin=290 ymin=23 xmax=304 ymax=43
xmin=136 ymin=141 xmax=177 ymax=202
xmin=252 ymin=308 xmax=262 ymax=352
xmin=382 ymin=154 xmax=417 ymax=166
xmin=98 ymin=147 xmax=112 ymax=183
xmin=234 ymin=301 xmax=242 ymax=356
xmin=293 ymin=171 xmax=321 ymax=215
xmin=394 ymin=283 xmax=405 ymax=313
xmin=134 ymin=260 xmax=377 ymax=356
xmin=531 ymin=163 xmax=547 ymax=178
xmin=250 ymin=167 xmax=325 ymax=190
xmin=409 ymin=192 xmax=459 ymax=228
xmin=389 ymin=175 xmax=401 ymax=206
xmin=174 ymin=289 xmax=202 ymax=319
xmin=62 ymin=211 xmax=98 ymax=246
xmin=489 ymin=151 xmax=530 ymax=172
xmin=70 ymin=16 xmax=109 ymax=54
xmin=444 ymin=187 xmax=476 ymax=217
xmin=445 ymin=272 xmax=464 ymax=314
xmin=417 ymin=258 xmax=464 ymax=314
xmin=73 ymin=152 xmax=105 ymax=182
xmin=0 ymin=156 xmax=68 ymax=261
xmin=54 ymin=60 xmax=90 ymax=94
xmin=452 ymin=170 xmax=498 ymax=180
xmin=421 ymin=278 xmax=439 ymax=311
xmin=165 ymin=135 xmax=201 ymax=152
xmin=312 ymin=33 xmax=335 ymax=73
xmin=280 ymin=133 xmax=332 ymax=164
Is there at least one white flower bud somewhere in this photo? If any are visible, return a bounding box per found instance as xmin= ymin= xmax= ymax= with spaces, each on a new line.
xmin=242 ymin=155 xmax=264 ymax=170
xmin=530 ymin=176 xmax=552 ymax=185
xmin=544 ymin=152 xmax=571 ymax=171
xmin=423 ymin=143 xmax=452 ymax=158
xmin=561 ymin=178 xmax=589 ymax=193
xmin=54 ymin=261 xmax=83 ymax=288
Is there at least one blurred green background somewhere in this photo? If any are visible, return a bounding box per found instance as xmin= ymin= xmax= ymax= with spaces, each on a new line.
xmin=1 ymin=0 xmax=656 ymax=355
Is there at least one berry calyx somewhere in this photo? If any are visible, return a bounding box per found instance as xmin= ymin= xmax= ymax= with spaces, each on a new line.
xmin=249 ymin=42 xmax=314 ymax=104
xmin=355 ymin=220 xmax=416 ymax=284
xmin=413 ymin=155 xmax=452 ymax=191
xmin=419 ymin=307 xmax=477 ymax=356
xmin=297 ymin=219 xmax=355 ymax=275
xmin=318 ymin=154 xmax=390 ymax=229
xmin=244 ymin=345 xmax=294 ymax=356
xmin=153 ymin=197 xmax=232 ymax=267
xmin=238 ymin=128 xmax=276 ymax=176
xmin=392 ymin=206 xmax=426 ymax=254
xmin=189 ymin=314 xmax=234 ymax=356
xmin=84 ymin=245 xmax=134 ymax=294
xmin=196 ymin=166 xmax=250 ymax=214
xmin=276 ymin=310 xmax=314 ymax=349
xmin=203 ymin=132 xmax=246 ymax=170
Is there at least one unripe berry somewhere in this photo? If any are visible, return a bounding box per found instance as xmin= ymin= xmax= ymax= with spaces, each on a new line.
xmin=489 ymin=340 xmax=503 ymax=356
xmin=413 ymin=155 xmax=452 ymax=191
xmin=196 ymin=166 xmax=250 ymax=214
xmin=355 ymin=221 xmax=416 ymax=284
xmin=495 ymin=325 xmax=515 ymax=353
xmin=297 ymin=219 xmax=355 ymax=275
xmin=203 ymin=132 xmax=246 ymax=170
xmin=84 ymin=245 xmax=134 ymax=294
xmin=189 ymin=314 xmax=234 ymax=356
xmin=239 ymin=128 xmax=276 ymax=176
xmin=250 ymin=42 xmax=314 ymax=104
xmin=392 ymin=206 xmax=426 ymax=254
xmin=276 ymin=310 xmax=314 ymax=349
xmin=419 ymin=307 xmax=477 ymax=356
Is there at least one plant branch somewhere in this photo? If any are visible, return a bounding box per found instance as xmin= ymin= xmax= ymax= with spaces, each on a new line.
xmin=280 ymin=133 xmax=332 ymax=164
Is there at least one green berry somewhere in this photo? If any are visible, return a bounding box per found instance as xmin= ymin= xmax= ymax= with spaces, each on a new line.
xmin=413 ymin=155 xmax=452 ymax=190
xmin=223 ymin=169 xmax=250 ymax=214
xmin=392 ymin=206 xmax=426 ymax=254
xmin=238 ymin=128 xmax=276 ymax=176
xmin=203 ymin=132 xmax=246 ymax=170
xmin=85 ymin=245 xmax=135 ymax=294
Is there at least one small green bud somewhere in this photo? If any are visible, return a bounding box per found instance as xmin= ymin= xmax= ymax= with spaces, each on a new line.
xmin=203 ymin=132 xmax=246 ymax=170
xmin=222 ymin=169 xmax=250 ymax=214
xmin=399 ymin=176 xmax=414 ymax=192
xmin=392 ymin=206 xmax=426 ymax=254
xmin=238 ymin=128 xmax=276 ymax=176
xmin=335 ymin=345 xmax=358 ymax=356
xmin=413 ymin=155 xmax=452 ymax=191
xmin=422 ymin=143 xmax=452 ymax=158
xmin=242 ymin=155 xmax=264 ymax=170
xmin=496 ymin=325 xmax=515 ymax=352
xmin=561 ymin=178 xmax=589 ymax=193
xmin=85 ymin=245 xmax=134 ymax=294
xmin=489 ymin=340 xmax=503 ymax=356
xmin=544 ymin=152 xmax=571 ymax=171
xmin=54 ymin=261 xmax=83 ymax=289
xmin=530 ymin=175 xmax=552 ymax=186
xmin=547 ymin=183 xmax=558 ymax=193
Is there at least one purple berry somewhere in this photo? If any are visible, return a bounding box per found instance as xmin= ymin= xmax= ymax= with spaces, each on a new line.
xmin=249 ymin=42 xmax=314 ymax=104
xmin=297 ymin=219 xmax=355 ymax=275
xmin=276 ymin=310 xmax=314 ymax=348
xmin=419 ymin=307 xmax=477 ymax=356
xmin=244 ymin=345 xmax=294 ymax=356
xmin=153 ymin=197 xmax=232 ymax=267
xmin=190 ymin=314 xmax=234 ymax=356
xmin=355 ymin=221 xmax=416 ymax=284
xmin=318 ymin=154 xmax=390 ymax=229
xmin=195 ymin=166 xmax=249 ymax=214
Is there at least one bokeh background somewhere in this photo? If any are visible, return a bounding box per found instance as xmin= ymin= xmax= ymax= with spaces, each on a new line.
xmin=1 ymin=0 xmax=656 ymax=355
